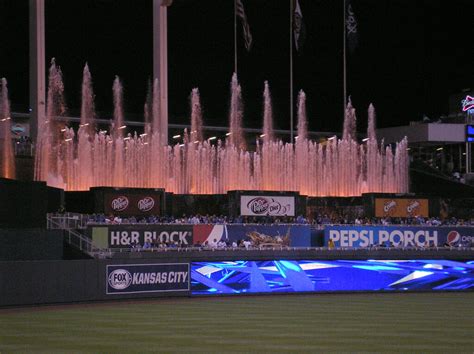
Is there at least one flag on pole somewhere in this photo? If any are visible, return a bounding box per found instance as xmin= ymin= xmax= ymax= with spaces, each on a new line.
xmin=345 ymin=0 xmax=358 ymax=53
xmin=236 ymin=0 xmax=253 ymax=51
xmin=293 ymin=0 xmax=306 ymax=52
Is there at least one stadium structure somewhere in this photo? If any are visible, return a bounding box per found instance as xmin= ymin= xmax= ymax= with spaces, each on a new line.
xmin=1 ymin=0 xmax=473 ymax=310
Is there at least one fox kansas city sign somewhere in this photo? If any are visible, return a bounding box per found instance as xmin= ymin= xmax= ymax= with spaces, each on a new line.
xmin=106 ymin=263 xmax=190 ymax=295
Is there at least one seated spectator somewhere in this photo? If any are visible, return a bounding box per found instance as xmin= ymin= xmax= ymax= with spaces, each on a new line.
xmin=131 ymin=240 xmax=141 ymax=251
xmin=328 ymin=238 xmax=335 ymax=249
xmin=243 ymin=239 xmax=252 ymax=249
xmin=190 ymin=215 xmax=200 ymax=224
xmin=296 ymin=215 xmax=306 ymax=224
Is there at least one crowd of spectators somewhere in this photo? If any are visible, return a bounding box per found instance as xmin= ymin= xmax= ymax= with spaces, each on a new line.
xmin=129 ymin=238 xmax=256 ymax=252
xmin=86 ymin=213 xmax=308 ymax=225
xmin=78 ymin=210 xmax=474 ymax=254
xmin=342 ymin=216 xmax=473 ymax=226
xmin=85 ymin=213 xmax=474 ymax=227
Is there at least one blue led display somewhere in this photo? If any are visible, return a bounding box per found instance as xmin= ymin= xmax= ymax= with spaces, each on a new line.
xmin=191 ymin=260 xmax=474 ymax=295
xmin=467 ymin=125 xmax=474 ymax=142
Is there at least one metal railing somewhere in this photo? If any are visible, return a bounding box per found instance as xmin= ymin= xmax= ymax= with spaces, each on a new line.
xmin=86 ymin=245 xmax=474 ymax=258
xmin=47 ymin=213 xmax=90 ymax=229
xmin=47 ymin=214 xmax=94 ymax=256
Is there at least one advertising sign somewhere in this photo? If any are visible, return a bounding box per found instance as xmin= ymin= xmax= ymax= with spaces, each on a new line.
xmin=103 ymin=192 xmax=162 ymax=216
xmin=462 ymin=95 xmax=474 ymax=112
xmin=241 ymin=196 xmax=295 ymax=216
xmin=191 ymin=260 xmax=474 ymax=295
xmin=90 ymin=225 xmax=193 ymax=248
xmin=107 ymin=263 xmax=190 ymax=295
xmin=192 ymin=224 xmax=310 ymax=247
xmin=325 ymin=225 xmax=474 ymax=248
xmin=375 ymin=198 xmax=429 ymax=218
xmin=11 ymin=123 xmax=29 ymax=136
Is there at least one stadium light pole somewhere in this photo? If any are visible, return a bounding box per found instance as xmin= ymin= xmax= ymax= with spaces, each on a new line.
xmin=29 ymin=0 xmax=46 ymax=145
xmin=153 ymin=0 xmax=169 ymax=144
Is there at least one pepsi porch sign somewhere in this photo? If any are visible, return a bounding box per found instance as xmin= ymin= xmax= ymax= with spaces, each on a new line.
xmin=325 ymin=225 xmax=474 ymax=248
xmin=241 ymin=196 xmax=295 ymax=216
xmin=106 ymin=263 xmax=190 ymax=295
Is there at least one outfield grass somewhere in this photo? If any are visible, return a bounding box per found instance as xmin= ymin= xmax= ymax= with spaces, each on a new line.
xmin=0 ymin=293 xmax=473 ymax=353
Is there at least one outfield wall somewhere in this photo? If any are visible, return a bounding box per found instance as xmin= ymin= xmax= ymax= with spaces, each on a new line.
xmin=1 ymin=250 xmax=473 ymax=307
xmin=0 ymin=258 xmax=189 ymax=307
xmin=0 ymin=229 xmax=64 ymax=261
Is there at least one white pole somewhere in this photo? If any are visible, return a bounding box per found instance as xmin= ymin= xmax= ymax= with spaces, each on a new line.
xmin=468 ymin=112 xmax=473 ymax=173
xmin=29 ymin=0 xmax=46 ymax=144
xmin=153 ymin=0 xmax=169 ymax=144
xmin=466 ymin=143 xmax=469 ymax=173
xmin=234 ymin=0 xmax=238 ymax=75
xmin=343 ymin=0 xmax=347 ymax=114
xmin=290 ymin=0 xmax=294 ymax=143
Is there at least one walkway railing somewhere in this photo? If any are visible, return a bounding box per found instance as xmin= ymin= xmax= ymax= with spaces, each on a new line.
xmin=47 ymin=213 xmax=90 ymax=229
xmin=47 ymin=214 xmax=95 ymax=256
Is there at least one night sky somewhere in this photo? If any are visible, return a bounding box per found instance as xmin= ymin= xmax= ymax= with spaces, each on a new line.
xmin=0 ymin=0 xmax=473 ymax=135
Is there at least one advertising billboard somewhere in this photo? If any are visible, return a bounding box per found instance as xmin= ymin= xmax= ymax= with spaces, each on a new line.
xmin=91 ymin=225 xmax=193 ymax=248
xmin=90 ymin=224 xmax=312 ymax=249
xmin=107 ymin=263 xmax=190 ymax=295
xmin=102 ymin=191 xmax=162 ymax=216
xmin=324 ymin=225 xmax=474 ymax=248
xmin=191 ymin=259 xmax=474 ymax=295
xmin=375 ymin=198 xmax=429 ymax=218
xmin=240 ymin=195 xmax=295 ymax=216
xmin=193 ymin=224 xmax=310 ymax=247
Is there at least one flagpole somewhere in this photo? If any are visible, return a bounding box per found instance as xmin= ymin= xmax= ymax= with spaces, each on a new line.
xmin=343 ymin=0 xmax=347 ymax=115
xmin=290 ymin=0 xmax=294 ymax=143
xmin=234 ymin=0 xmax=238 ymax=75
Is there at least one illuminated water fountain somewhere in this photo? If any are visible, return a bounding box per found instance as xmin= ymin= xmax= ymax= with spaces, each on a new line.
xmin=33 ymin=61 xmax=409 ymax=196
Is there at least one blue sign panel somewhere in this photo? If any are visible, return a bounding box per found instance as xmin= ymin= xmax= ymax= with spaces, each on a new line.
xmin=324 ymin=226 xmax=474 ymax=248
xmin=226 ymin=224 xmax=310 ymax=245
xmin=107 ymin=263 xmax=190 ymax=295
xmin=193 ymin=224 xmax=311 ymax=247
xmin=191 ymin=260 xmax=474 ymax=295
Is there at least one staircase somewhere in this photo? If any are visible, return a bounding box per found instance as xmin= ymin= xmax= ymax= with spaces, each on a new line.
xmin=46 ymin=213 xmax=97 ymax=257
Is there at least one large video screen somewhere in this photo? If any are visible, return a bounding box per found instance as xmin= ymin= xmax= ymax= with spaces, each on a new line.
xmin=191 ymin=260 xmax=474 ymax=295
